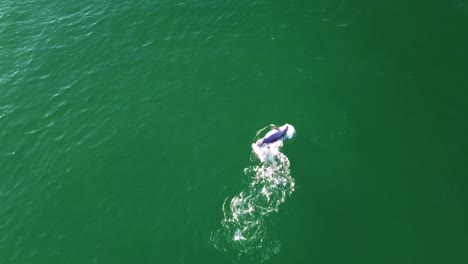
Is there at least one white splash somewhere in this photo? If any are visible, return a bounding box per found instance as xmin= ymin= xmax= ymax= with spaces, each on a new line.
xmin=211 ymin=124 xmax=296 ymax=262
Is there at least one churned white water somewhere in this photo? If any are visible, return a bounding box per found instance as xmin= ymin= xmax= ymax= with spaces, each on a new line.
xmin=212 ymin=124 xmax=296 ymax=262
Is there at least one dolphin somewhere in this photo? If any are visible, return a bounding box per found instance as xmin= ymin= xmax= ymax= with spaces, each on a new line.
xmin=255 ymin=124 xmax=295 ymax=146
xmin=251 ymin=123 xmax=295 ymax=162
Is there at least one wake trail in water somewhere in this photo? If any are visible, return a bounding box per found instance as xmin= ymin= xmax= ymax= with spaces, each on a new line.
xmin=211 ymin=124 xmax=296 ymax=262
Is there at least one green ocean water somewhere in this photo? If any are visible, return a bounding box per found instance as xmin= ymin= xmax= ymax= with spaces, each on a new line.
xmin=1 ymin=0 xmax=468 ymax=263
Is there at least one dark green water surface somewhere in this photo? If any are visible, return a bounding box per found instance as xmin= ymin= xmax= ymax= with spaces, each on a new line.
xmin=1 ymin=0 xmax=468 ymax=263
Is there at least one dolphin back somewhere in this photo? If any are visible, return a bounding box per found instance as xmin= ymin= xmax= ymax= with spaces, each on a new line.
xmin=261 ymin=126 xmax=288 ymax=144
